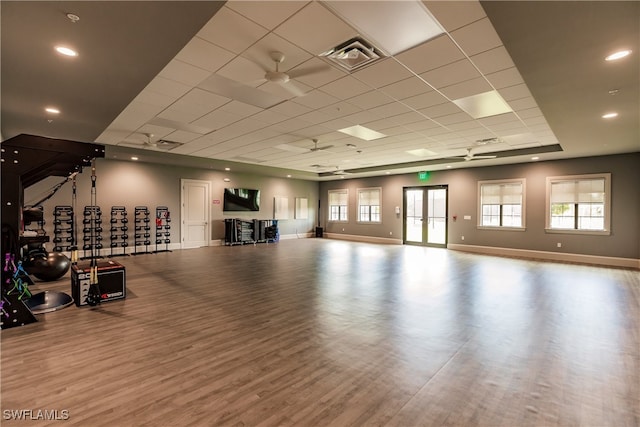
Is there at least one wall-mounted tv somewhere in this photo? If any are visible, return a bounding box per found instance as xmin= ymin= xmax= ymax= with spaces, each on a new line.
xmin=223 ymin=188 xmax=260 ymax=212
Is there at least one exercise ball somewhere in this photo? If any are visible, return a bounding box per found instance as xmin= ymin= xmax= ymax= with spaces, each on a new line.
xmin=24 ymin=252 xmax=71 ymax=281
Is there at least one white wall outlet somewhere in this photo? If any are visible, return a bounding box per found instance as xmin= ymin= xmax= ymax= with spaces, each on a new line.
xmin=463 ymin=215 xmax=471 ymax=220
xmin=461 ymin=236 xmax=465 ymax=240
xmin=557 ymin=242 xmax=562 ymax=248
xmin=389 ymin=231 xmax=393 ymax=235
xmin=342 ymin=228 xmax=345 ymax=232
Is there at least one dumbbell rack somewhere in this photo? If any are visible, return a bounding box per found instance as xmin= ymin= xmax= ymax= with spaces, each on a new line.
xmin=133 ymin=206 xmax=152 ymax=255
xmin=109 ymin=206 xmax=129 ymax=257
xmin=154 ymin=206 xmax=172 ymax=253
xmin=81 ymin=206 xmax=103 ymax=259
xmin=52 ymin=206 xmax=74 ymax=252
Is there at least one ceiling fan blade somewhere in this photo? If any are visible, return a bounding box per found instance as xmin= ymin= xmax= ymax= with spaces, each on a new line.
xmin=287 ymin=64 xmax=332 ymax=79
xmin=279 ymin=81 xmax=307 ymax=97
xmin=198 ymin=74 xmax=285 ymax=109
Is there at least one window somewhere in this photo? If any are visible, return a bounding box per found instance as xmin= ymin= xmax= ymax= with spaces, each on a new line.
xmin=328 ymin=189 xmax=348 ymax=222
xmin=546 ymin=174 xmax=611 ymax=234
xmin=478 ymin=179 xmax=525 ymax=229
xmin=357 ymin=187 xmax=381 ymax=223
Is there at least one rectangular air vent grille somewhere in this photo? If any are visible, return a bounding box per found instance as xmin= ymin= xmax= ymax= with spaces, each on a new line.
xmin=320 ymin=37 xmax=383 ymax=72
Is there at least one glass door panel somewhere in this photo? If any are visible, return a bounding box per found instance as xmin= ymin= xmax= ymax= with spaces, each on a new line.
xmin=404 ymin=186 xmax=448 ymax=247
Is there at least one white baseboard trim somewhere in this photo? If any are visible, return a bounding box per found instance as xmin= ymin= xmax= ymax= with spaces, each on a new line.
xmin=447 ymin=243 xmax=640 ymax=269
xmin=324 ymin=232 xmax=403 ymax=245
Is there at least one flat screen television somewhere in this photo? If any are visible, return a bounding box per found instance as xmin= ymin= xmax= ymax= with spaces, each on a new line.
xmin=223 ymin=188 xmax=260 ymax=212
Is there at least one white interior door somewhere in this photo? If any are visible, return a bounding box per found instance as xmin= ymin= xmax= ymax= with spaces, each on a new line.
xmin=181 ymin=179 xmax=210 ymax=249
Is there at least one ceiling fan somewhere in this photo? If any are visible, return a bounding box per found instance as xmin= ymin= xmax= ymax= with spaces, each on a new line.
xmin=118 ymin=133 xmax=182 ymax=151
xmin=307 ymin=138 xmax=334 ymax=153
xmin=255 ymin=51 xmax=330 ymax=97
xmin=449 ymin=148 xmax=497 ymax=162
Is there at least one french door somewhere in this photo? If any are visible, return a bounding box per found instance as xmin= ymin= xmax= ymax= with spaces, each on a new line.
xmin=404 ymin=186 xmax=448 ymax=247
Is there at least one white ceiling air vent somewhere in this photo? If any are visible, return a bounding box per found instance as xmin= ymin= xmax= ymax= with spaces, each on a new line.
xmin=320 ymin=37 xmax=383 ymax=72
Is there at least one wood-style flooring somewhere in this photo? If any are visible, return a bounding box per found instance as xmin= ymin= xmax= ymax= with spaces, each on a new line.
xmin=1 ymin=239 xmax=639 ymax=426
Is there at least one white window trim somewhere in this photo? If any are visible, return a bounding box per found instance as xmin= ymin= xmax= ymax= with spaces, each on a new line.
xmin=328 ymin=189 xmax=349 ymax=223
xmin=545 ymin=173 xmax=611 ymax=235
xmin=477 ymin=178 xmax=526 ymax=231
xmin=356 ymin=187 xmax=382 ymax=224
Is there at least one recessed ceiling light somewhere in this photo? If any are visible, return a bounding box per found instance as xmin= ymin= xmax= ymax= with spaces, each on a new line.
xmin=286 ymin=174 xmax=292 ymax=178
xmin=602 ymin=112 xmax=618 ymax=119
xmin=531 ymin=156 xmax=540 ymax=161
xmin=223 ymin=178 xmax=231 ymax=182
xmin=45 ymin=107 xmax=60 ymax=114
xmin=337 ymin=125 xmax=386 ymax=141
xmin=605 ymin=50 xmax=631 ymax=61
xmin=131 ymin=156 xmax=138 ymax=161
xmin=55 ymin=46 xmax=78 ymax=57
xmin=446 ymin=165 xmax=452 ymax=168
xmin=224 ymin=167 xmax=230 ymax=171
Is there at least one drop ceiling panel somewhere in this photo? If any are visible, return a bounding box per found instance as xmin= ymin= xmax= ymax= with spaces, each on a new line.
xmin=319 ymin=76 xmax=372 ymax=100
xmin=225 ymin=1 xmax=306 ymax=31
xmin=197 ymin=6 xmax=269 ymax=54
xmin=379 ymin=76 xmax=432 ymax=100
xmin=268 ymin=100 xmax=312 ymax=117
xmin=158 ymin=59 xmax=212 ymax=87
xmin=346 ymin=90 xmax=395 ymax=110
xmin=289 ymin=57 xmax=346 ymax=88
xmin=251 ymin=109 xmax=290 ymax=125
xmin=450 ymin=17 xmax=503 ymax=56
xmin=469 ymin=46 xmax=515 ymax=75
xmin=274 ymin=2 xmax=357 ymax=55
xmin=175 ymin=37 xmax=236 ymax=73
xmin=498 ymin=84 xmax=533 ymax=102
xmin=220 ymin=100 xmax=263 ymax=118
xmin=157 ymin=104 xmax=211 ymax=125
xmin=420 ymin=59 xmax=482 ymax=89
xmin=424 ymin=0 xmax=486 ymax=32
xmin=192 ymin=109 xmax=243 ymax=130
xmin=215 ymin=55 xmax=268 ymax=85
xmin=402 ymin=90 xmax=449 ymax=110
xmin=508 ymin=97 xmax=539 ymax=112
xmin=352 ymin=58 xmax=413 ymax=89
xmin=318 ymin=102 xmax=362 ymax=121
xmin=132 ymin=90 xmax=176 ymax=109
xmin=440 ymin=77 xmax=493 ymax=100
xmin=143 ymin=76 xmax=192 ymax=99
xmin=395 ymin=35 xmax=465 ymax=74
xmin=165 ymin=130 xmax=202 ymax=144
xmin=486 ymin=67 xmax=525 ymax=89
xmin=434 ymin=112 xmax=473 ymax=126
xmin=243 ymin=32 xmax=311 ymax=73
xmin=179 ymin=88 xmax=230 ymax=110
xmin=420 ymin=102 xmax=465 ymax=119
xmin=291 ymin=89 xmax=339 ymax=109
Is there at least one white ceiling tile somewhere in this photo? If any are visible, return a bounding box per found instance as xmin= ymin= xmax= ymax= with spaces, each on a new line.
xmin=291 ymin=89 xmax=339 ymax=109
xmin=403 ymin=118 xmax=442 ymax=132
xmin=192 ymin=109 xmax=243 ymax=130
xmin=419 ymin=102 xmax=465 ymax=118
xmin=367 ymin=101 xmax=413 ymax=119
xmin=498 ymin=84 xmax=533 ymax=101
xmin=318 ymin=101 xmax=362 ymax=120
xmin=395 ymin=34 xmax=465 ymax=74
xmin=477 ymin=112 xmax=520 ymax=126
xmin=341 ymin=110 xmax=385 ymax=125
xmin=379 ymin=76 xmax=432 ymax=100
xmin=274 ymin=2 xmax=357 ymax=55
xmin=220 ymin=100 xmax=263 ymax=117
xmin=515 ymin=107 xmax=544 ymax=119
xmin=164 ymin=130 xmax=202 ymax=143
xmin=347 ymin=90 xmax=395 ymax=110
xmin=157 ymin=107 xmax=207 ymax=125
xmin=450 ymin=17 xmax=503 ymax=56
xmin=197 ymin=6 xmax=269 ymax=54
xmin=297 ymin=110 xmax=333 ymax=126
xmin=420 ymin=58 xmax=482 ymax=89
xmin=434 ymin=112 xmax=473 ymax=125
xmin=470 ymin=46 xmax=515 ymax=75
xmin=225 ymin=1 xmax=306 ymax=30
xmin=144 ymin=76 xmax=193 ymax=99
xmin=402 ymin=90 xmax=448 ymax=110
xmin=216 ymin=55 xmax=268 ymax=85
xmin=485 ymin=67 xmax=525 ymax=89
xmin=251 ymin=109 xmax=290 ymax=125
xmin=352 ymin=58 xmax=413 ymax=89
xmin=158 ymin=59 xmax=211 ymax=86
xmin=388 ymin=111 xmax=427 ymax=126
xmin=180 ymin=88 xmax=230 ymax=109
xmin=289 ymin=57 xmax=346 ymax=88
xmin=320 ymin=75 xmax=372 ymax=100
xmin=133 ymin=89 xmax=176 ymax=109
xmin=267 ymin=100 xmax=312 ymax=118
xmin=440 ymin=77 xmax=492 ymax=100
xmin=424 ymin=0 xmax=486 ymax=32
xmin=175 ymin=37 xmax=235 ymax=73
xmin=243 ymin=32 xmax=312 ymax=73
xmin=270 ymin=117 xmax=313 ymax=133
xmin=508 ymin=97 xmax=539 ymax=111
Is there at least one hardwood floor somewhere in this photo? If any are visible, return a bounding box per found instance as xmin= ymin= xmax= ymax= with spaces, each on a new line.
xmin=1 ymin=239 xmax=639 ymax=426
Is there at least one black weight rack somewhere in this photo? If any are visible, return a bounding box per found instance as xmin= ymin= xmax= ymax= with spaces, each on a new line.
xmin=52 ymin=206 xmax=74 ymax=252
xmin=81 ymin=206 xmax=103 ymax=259
xmin=154 ymin=206 xmax=172 ymax=253
xmin=133 ymin=206 xmax=152 ymax=255
xmin=109 ymin=206 xmax=129 ymax=257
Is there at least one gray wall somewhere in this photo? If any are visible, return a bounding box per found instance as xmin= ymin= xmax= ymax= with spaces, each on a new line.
xmin=25 ymin=158 xmax=319 ymax=250
xmin=319 ymin=153 xmax=640 ymax=259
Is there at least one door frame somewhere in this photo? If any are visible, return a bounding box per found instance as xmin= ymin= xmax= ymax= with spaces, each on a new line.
xmin=403 ymin=185 xmax=449 ymax=248
xmin=180 ymin=179 xmax=211 ymax=249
